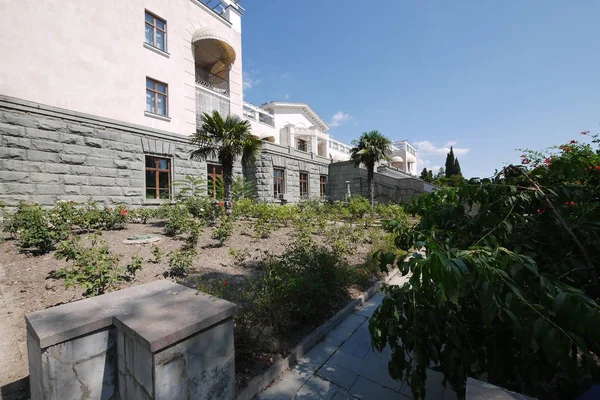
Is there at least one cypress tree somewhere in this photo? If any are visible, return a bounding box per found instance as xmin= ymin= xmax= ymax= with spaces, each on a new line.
xmin=420 ymin=168 xmax=429 ymax=180
xmin=445 ymin=147 xmax=455 ymax=177
xmin=454 ymin=157 xmax=462 ymax=177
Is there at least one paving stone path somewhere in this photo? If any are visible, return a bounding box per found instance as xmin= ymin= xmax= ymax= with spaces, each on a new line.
xmin=259 ymin=274 xmax=457 ymax=400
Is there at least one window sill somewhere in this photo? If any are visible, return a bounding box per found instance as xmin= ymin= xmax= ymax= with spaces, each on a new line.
xmin=143 ymin=198 xmax=174 ymax=205
xmin=144 ymin=111 xmax=171 ymax=122
xmin=143 ymin=42 xmax=170 ymax=58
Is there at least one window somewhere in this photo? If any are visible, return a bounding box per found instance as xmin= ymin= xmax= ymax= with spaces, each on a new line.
xmin=299 ymin=172 xmax=308 ymax=198
xmin=145 ymin=156 xmax=171 ymax=199
xmin=296 ymin=138 xmax=308 ymax=152
xmin=320 ymin=175 xmax=327 ymax=197
xmin=273 ymin=168 xmax=285 ymax=198
xmin=145 ymin=11 xmax=166 ymax=52
xmin=207 ymin=164 xmax=223 ymax=199
xmin=146 ymin=78 xmax=168 ymax=116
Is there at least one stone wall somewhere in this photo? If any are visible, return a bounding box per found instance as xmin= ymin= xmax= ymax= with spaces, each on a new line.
xmin=328 ymin=161 xmax=433 ymax=204
xmin=0 ymin=95 xmax=238 ymax=208
xmin=245 ymin=142 xmax=330 ymax=203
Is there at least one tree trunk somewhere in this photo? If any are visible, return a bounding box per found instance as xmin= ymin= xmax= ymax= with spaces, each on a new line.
xmin=223 ymin=164 xmax=233 ymax=215
xmin=367 ymin=167 xmax=375 ymax=206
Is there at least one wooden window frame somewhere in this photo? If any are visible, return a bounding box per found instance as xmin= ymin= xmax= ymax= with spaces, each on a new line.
xmin=319 ymin=175 xmax=327 ymax=197
xmin=273 ymin=168 xmax=285 ymax=198
xmin=207 ymin=163 xmax=223 ymax=199
xmin=145 ymin=156 xmax=171 ymax=200
xmin=145 ymin=11 xmax=167 ymax=51
xmin=299 ymin=172 xmax=309 ymax=198
xmin=146 ymin=77 xmax=168 ymax=116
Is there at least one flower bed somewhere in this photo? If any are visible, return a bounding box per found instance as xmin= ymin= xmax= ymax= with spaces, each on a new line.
xmin=0 ymin=197 xmax=411 ymax=395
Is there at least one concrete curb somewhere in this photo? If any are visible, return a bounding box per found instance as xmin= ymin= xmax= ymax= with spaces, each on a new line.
xmin=235 ymin=267 xmax=400 ymax=400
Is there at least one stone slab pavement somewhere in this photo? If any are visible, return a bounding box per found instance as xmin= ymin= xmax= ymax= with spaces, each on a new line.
xmin=258 ymin=274 xmax=457 ymax=400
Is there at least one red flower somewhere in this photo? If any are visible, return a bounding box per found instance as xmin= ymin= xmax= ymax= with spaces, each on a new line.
xmin=581 ymin=131 xmax=590 ymax=135
xmin=522 ymin=159 xmax=530 ymax=165
xmin=218 ymin=202 xmax=224 ymax=207
xmin=570 ymin=140 xmax=578 ymax=144
xmin=544 ymin=158 xmax=552 ymax=166
xmin=565 ymin=201 xmax=576 ymax=207
xmin=537 ymin=208 xmax=546 ymax=215
xmin=223 ymin=281 xmax=228 ymax=286
xmin=121 ymin=209 xmax=127 ymax=216
xmin=595 ymin=166 xmax=600 ymax=171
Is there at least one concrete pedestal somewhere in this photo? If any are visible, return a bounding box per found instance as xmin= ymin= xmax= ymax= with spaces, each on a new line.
xmin=26 ymin=280 xmax=237 ymax=399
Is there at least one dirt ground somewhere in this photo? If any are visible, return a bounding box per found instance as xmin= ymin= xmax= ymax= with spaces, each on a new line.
xmin=0 ymin=220 xmax=378 ymax=399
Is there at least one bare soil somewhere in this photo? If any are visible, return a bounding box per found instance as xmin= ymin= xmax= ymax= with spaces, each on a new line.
xmin=0 ymin=220 xmax=379 ymax=399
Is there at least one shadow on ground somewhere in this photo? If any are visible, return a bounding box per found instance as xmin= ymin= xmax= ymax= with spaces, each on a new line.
xmin=1 ymin=377 xmax=29 ymax=400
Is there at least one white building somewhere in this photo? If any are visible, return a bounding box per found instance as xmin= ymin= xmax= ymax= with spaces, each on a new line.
xmin=0 ymin=0 xmax=426 ymax=207
xmin=389 ymin=140 xmax=418 ymax=176
xmin=242 ymin=101 xmax=352 ymax=162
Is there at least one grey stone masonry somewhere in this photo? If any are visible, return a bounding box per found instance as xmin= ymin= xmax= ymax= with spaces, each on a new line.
xmin=245 ymin=141 xmax=330 ymax=203
xmin=328 ymin=161 xmax=434 ymax=204
xmin=0 ymin=95 xmax=236 ymax=208
xmin=26 ymin=280 xmax=238 ymax=400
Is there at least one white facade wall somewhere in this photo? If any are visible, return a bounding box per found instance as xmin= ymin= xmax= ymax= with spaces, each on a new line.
xmin=0 ymin=0 xmax=243 ymax=136
xmin=390 ymin=140 xmax=418 ymax=175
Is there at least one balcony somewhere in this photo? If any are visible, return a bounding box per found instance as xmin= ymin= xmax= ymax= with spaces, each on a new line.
xmin=195 ymin=65 xmax=229 ymax=96
xmin=243 ymin=102 xmax=275 ymax=127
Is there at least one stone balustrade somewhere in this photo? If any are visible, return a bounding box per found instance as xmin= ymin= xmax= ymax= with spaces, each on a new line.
xmin=26 ymin=280 xmax=237 ymax=399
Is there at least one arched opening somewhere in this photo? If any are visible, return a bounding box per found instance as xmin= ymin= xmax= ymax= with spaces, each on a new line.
xmin=192 ymin=29 xmax=236 ymax=97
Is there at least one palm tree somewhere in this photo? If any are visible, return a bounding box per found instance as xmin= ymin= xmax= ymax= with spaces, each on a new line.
xmin=350 ymin=130 xmax=391 ymax=206
xmin=190 ymin=111 xmax=262 ymax=214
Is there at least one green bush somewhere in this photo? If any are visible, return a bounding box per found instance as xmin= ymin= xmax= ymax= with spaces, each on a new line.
xmin=211 ymin=215 xmax=234 ymax=246
xmin=232 ymin=198 xmax=256 ymax=219
xmin=252 ymin=203 xmax=278 ymax=238
xmin=347 ymin=196 xmax=371 ymax=220
xmin=229 ymin=247 xmax=250 ymax=267
xmin=54 ymin=235 xmax=140 ymax=296
xmin=73 ymin=198 xmax=108 ymax=231
xmin=150 ymin=244 xmax=164 ymax=264
xmin=11 ymin=202 xmax=68 ymax=253
xmin=100 ymin=205 xmax=128 ymax=230
xmin=128 ymin=207 xmax=156 ymax=224
xmin=184 ymin=196 xmax=221 ymax=225
xmin=186 ymin=220 xmax=204 ymax=248
xmin=215 ymin=176 xmax=256 ymax=201
xmin=164 ymin=203 xmax=191 ymax=236
xmin=167 ymin=247 xmax=196 ymax=277
xmin=370 ymin=135 xmax=600 ymax=399
xmin=255 ymin=244 xmax=352 ymax=333
xmin=324 ymin=223 xmax=363 ymax=256
xmin=0 ymin=201 xmax=6 ymax=242
xmin=196 ymin=244 xmax=357 ymax=349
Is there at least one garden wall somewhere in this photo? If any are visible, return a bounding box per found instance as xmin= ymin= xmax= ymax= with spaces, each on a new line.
xmin=328 ymin=161 xmax=433 ymax=203
xmin=0 ymin=95 xmax=241 ymax=208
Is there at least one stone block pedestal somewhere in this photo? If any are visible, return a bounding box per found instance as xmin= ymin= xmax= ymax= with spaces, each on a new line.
xmin=26 ymin=280 xmax=237 ymax=399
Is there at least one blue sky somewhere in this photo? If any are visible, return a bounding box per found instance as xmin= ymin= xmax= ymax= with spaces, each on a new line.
xmin=240 ymin=1 xmax=600 ymax=178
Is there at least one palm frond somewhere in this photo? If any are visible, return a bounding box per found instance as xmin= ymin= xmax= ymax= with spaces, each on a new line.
xmin=349 ymin=130 xmax=391 ymax=167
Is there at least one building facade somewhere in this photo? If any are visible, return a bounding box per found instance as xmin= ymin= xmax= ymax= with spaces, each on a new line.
xmin=389 ymin=140 xmax=418 ymax=176
xmin=0 ymin=0 xmax=427 ymax=207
